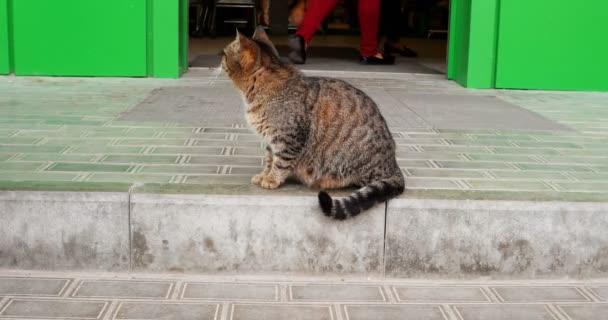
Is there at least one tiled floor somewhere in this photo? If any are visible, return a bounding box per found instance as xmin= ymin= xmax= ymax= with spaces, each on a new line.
xmin=0 ymin=272 xmax=607 ymax=319
xmin=0 ymin=69 xmax=607 ymax=201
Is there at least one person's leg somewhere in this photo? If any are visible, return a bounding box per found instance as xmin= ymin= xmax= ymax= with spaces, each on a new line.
xmin=358 ymin=0 xmax=381 ymax=57
xmin=296 ymin=0 xmax=338 ymax=44
xmin=288 ymin=0 xmax=338 ymax=64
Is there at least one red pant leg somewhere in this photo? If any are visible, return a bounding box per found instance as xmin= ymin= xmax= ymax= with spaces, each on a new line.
xmin=296 ymin=0 xmax=339 ymax=44
xmin=358 ymin=0 xmax=380 ymax=56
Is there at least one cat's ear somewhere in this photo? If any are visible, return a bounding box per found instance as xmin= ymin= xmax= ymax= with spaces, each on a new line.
xmin=235 ymin=28 xmax=259 ymax=69
xmin=252 ymin=27 xmax=279 ymax=57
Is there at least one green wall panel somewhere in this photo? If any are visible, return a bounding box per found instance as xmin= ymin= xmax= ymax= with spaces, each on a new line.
xmin=447 ymin=0 xmax=499 ymax=88
xmin=12 ymin=0 xmax=147 ymax=76
xmin=496 ymin=0 xmax=608 ymax=91
xmin=0 ymin=0 xmax=10 ymax=74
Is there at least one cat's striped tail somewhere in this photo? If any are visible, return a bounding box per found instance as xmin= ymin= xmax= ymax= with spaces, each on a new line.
xmin=318 ymin=173 xmax=405 ymax=220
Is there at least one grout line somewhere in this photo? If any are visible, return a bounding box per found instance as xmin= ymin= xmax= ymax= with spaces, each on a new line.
xmin=546 ymin=303 xmax=570 ymax=320
xmin=170 ymin=281 xmax=184 ymax=300
xmin=220 ymin=302 xmax=230 ymax=320
xmin=101 ymin=300 xmax=121 ymax=320
xmin=382 ymin=201 xmax=389 ymax=279
xmin=334 ymin=303 xmax=345 ymax=320
xmin=61 ymin=279 xmax=82 ymax=298
xmin=441 ymin=304 xmax=460 ymax=320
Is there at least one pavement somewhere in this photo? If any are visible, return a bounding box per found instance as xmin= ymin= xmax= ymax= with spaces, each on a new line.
xmin=0 ymin=271 xmax=607 ymax=320
xmin=0 ymin=69 xmax=607 ymax=201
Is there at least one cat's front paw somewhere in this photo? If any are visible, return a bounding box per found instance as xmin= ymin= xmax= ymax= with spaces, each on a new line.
xmin=251 ymin=173 xmax=266 ymax=185
xmin=259 ymin=176 xmax=281 ymax=189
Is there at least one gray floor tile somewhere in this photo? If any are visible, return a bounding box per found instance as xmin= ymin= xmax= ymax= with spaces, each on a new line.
xmin=0 ymin=278 xmax=69 ymax=296
xmin=344 ymin=305 xmax=447 ymax=320
xmin=491 ymin=286 xmax=588 ymax=302
xmin=387 ymin=92 xmax=571 ymax=131
xmin=231 ymin=304 xmax=333 ymax=320
xmin=114 ymin=302 xmax=219 ymax=320
xmin=559 ymin=305 xmax=608 ymax=320
xmin=454 ymin=305 xmax=556 ymax=320
xmin=393 ymin=286 xmax=490 ymax=302
xmin=290 ymin=285 xmax=385 ymax=302
xmin=72 ymin=280 xmax=173 ymax=299
xmin=0 ymin=299 xmax=109 ymax=319
xmin=587 ymin=286 xmax=608 ymax=301
xmin=181 ymin=283 xmax=278 ymax=301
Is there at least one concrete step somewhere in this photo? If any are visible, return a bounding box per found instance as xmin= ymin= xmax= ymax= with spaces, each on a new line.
xmin=1 ymin=188 xmax=607 ymax=279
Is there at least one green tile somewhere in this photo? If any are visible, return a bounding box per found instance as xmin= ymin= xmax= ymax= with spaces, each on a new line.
xmin=491 ymin=171 xmax=570 ymax=180
xmin=202 ymin=127 xmax=254 ymax=134
xmin=194 ymin=139 xmax=260 ymax=148
xmin=71 ymin=146 xmax=144 ymax=154
xmin=0 ymin=137 xmax=41 ymax=144
xmin=514 ymin=163 xmax=594 ymax=172
xmin=101 ymin=155 xmax=179 ymax=164
xmin=541 ymin=156 xmax=608 ymax=165
xmin=466 ymin=154 xmax=538 ymax=162
xmin=43 ymin=139 xmax=113 ymax=146
xmin=491 ymin=147 xmax=562 ymax=155
xmin=394 ymin=138 xmax=446 ymax=145
xmin=395 ymin=151 xmax=461 ymax=160
xmin=230 ymin=166 xmax=263 ymax=175
xmin=514 ymin=141 xmax=583 ymax=149
xmin=16 ymin=130 xmax=88 ymax=138
xmin=571 ymin=173 xmax=608 ymax=181
xmin=0 ymin=154 xmax=14 ymax=161
xmin=397 ymin=160 xmax=433 ymax=168
xmin=0 ymin=145 xmax=66 ymax=153
xmin=152 ymin=146 xmax=223 ymax=155
xmin=20 ymin=154 xmax=99 ymax=162
xmin=117 ymin=139 xmax=187 ymax=146
xmin=87 ymin=173 xmax=172 ymax=183
xmin=0 ymin=172 xmax=79 ymax=182
xmin=407 ymin=168 xmax=485 ymax=179
xmin=184 ymin=174 xmax=252 ymax=185
xmin=405 ymin=178 xmax=460 ymax=190
xmin=447 ymin=139 xmax=514 ymax=147
xmin=233 ymin=147 xmax=265 ymax=156
xmin=188 ymin=156 xmax=262 ymax=166
xmin=556 ymin=182 xmax=608 ymax=192
xmin=466 ymin=180 xmax=552 ymax=191
xmin=130 ymin=127 xmax=193 ymax=134
xmin=43 ymin=118 xmax=106 ymax=125
xmin=422 ymin=146 xmax=491 ymax=153
xmin=0 ymin=162 xmax=45 ymax=171
xmin=436 ymin=161 xmax=511 ymax=170
xmin=48 ymin=163 xmax=131 ymax=172
xmin=139 ymin=165 xmax=219 ymax=174
xmin=168 ymin=132 xmax=228 ymax=140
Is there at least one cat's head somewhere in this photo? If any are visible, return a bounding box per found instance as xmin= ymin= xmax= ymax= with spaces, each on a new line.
xmin=221 ymin=27 xmax=282 ymax=81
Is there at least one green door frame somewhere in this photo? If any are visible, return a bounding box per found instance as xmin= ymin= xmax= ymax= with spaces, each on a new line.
xmin=0 ymin=0 xmax=11 ymax=74
xmin=447 ymin=0 xmax=500 ymax=89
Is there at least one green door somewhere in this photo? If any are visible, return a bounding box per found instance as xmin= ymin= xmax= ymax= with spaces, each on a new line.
xmin=495 ymin=0 xmax=608 ymax=91
xmin=12 ymin=0 xmax=147 ymax=76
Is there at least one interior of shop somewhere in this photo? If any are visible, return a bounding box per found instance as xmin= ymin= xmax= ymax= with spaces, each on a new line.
xmin=187 ymin=0 xmax=449 ymax=74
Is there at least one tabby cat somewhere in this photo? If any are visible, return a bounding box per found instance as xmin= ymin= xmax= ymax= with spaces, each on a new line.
xmin=221 ymin=28 xmax=405 ymax=220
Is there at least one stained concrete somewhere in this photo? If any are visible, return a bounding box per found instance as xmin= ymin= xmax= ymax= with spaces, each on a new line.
xmin=385 ymin=199 xmax=608 ymax=278
xmin=129 ymin=193 xmax=386 ymax=275
xmin=0 ymin=191 xmax=130 ymax=271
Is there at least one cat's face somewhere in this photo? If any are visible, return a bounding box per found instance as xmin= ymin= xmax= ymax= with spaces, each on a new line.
xmin=221 ymin=28 xmax=281 ymax=81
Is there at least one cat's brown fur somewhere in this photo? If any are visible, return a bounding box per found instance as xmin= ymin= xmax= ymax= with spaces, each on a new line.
xmin=221 ymin=28 xmax=405 ymax=220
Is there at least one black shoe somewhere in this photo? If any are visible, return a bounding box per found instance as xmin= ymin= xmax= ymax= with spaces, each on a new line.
xmin=359 ymin=54 xmax=395 ymax=65
xmin=384 ymin=43 xmax=418 ymax=57
xmin=288 ymin=35 xmax=306 ymax=64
